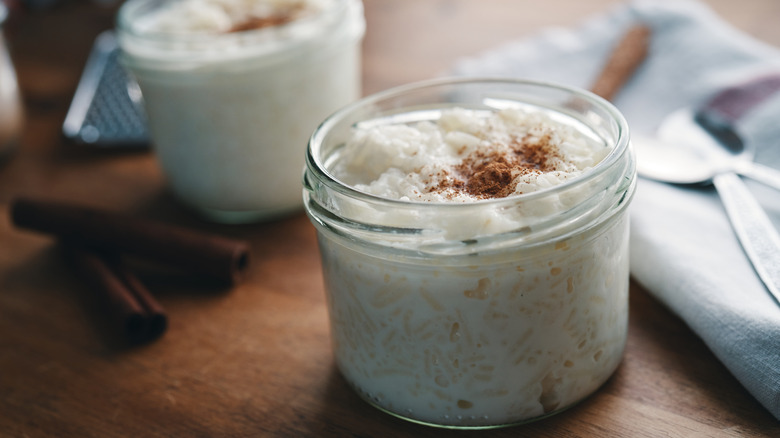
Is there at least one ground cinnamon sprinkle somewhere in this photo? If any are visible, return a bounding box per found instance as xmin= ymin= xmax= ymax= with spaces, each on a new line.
xmin=465 ymin=156 xmax=519 ymax=198
xmin=429 ymin=133 xmax=561 ymax=200
xmin=229 ymin=4 xmax=306 ymax=32
xmin=230 ymin=15 xmax=294 ymax=32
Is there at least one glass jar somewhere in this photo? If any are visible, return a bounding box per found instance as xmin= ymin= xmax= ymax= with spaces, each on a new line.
xmin=303 ymin=78 xmax=635 ymax=428
xmin=116 ymin=0 xmax=365 ymax=223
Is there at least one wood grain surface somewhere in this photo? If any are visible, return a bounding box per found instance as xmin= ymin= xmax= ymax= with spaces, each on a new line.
xmin=1 ymin=0 xmax=779 ymax=436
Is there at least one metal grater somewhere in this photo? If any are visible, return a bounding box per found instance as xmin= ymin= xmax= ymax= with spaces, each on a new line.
xmin=63 ymin=31 xmax=149 ymax=148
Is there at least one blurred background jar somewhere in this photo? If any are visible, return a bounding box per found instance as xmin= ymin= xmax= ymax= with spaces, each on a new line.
xmin=0 ymin=1 xmax=23 ymax=162
xmin=116 ymin=0 xmax=365 ymax=224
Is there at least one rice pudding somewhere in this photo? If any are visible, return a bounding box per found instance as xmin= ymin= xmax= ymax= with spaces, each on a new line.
xmin=304 ymin=79 xmax=635 ymax=428
xmin=117 ymin=0 xmax=364 ymax=223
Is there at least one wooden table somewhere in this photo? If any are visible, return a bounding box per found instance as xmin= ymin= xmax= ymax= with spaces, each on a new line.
xmin=2 ymin=1 xmax=779 ymax=436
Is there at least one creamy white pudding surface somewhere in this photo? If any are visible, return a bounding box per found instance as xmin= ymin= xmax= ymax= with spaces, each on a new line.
xmin=317 ymin=106 xmax=629 ymax=427
xmin=136 ymin=0 xmax=331 ymax=34
xmin=332 ymin=107 xmax=609 ymax=203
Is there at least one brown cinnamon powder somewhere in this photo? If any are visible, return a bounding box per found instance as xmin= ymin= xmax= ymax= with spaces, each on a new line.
xmin=466 ymin=157 xmax=518 ymax=198
xmin=230 ymin=16 xmax=294 ymax=32
xmin=228 ymin=4 xmax=306 ymax=33
xmin=428 ymin=133 xmax=561 ymax=200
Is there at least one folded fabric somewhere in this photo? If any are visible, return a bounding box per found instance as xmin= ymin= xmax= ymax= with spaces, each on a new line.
xmin=452 ymin=0 xmax=780 ymax=420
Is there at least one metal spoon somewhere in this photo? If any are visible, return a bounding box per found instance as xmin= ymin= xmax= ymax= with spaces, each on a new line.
xmin=637 ymin=108 xmax=780 ymax=190
xmin=634 ymin=108 xmax=780 ymax=305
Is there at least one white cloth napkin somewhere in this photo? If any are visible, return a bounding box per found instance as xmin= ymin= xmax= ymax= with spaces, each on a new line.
xmin=453 ymin=0 xmax=780 ymax=420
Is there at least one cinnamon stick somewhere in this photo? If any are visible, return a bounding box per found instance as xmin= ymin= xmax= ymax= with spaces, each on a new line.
xmin=11 ymin=197 xmax=250 ymax=285
xmin=589 ymin=24 xmax=652 ymax=101
xmin=66 ymin=246 xmax=167 ymax=344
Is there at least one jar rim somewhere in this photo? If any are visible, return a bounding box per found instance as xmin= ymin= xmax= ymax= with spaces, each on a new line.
xmin=306 ymin=77 xmax=630 ymax=209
